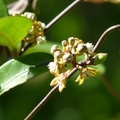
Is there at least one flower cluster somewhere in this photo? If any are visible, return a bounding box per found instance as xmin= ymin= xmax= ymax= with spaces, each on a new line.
xmin=13 ymin=12 xmax=46 ymax=46
xmin=48 ymin=37 xmax=107 ymax=92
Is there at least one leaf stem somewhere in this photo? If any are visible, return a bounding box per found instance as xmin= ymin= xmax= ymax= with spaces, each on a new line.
xmin=4 ymin=47 xmax=12 ymax=60
xmin=13 ymin=47 xmax=19 ymax=57
xmin=19 ymin=0 xmax=83 ymax=56
xmin=93 ymin=24 xmax=120 ymax=52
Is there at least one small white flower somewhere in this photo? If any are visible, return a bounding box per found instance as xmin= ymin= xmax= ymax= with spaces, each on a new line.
xmin=36 ymin=36 xmax=46 ymax=44
xmin=48 ymin=62 xmax=58 ymax=75
xmin=41 ymin=22 xmax=45 ymax=29
xmin=86 ymin=42 xmax=94 ymax=52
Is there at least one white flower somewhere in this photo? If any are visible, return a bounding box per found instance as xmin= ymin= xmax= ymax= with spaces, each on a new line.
xmin=86 ymin=42 xmax=94 ymax=52
xmin=41 ymin=22 xmax=45 ymax=29
xmin=48 ymin=62 xmax=58 ymax=75
xmin=36 ymin=36 xmax=46 ymax=44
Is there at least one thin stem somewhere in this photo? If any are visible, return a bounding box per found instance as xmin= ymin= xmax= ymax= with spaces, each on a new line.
xmin=4 ymin=47 xmax=12 ymax=60
xmin=13 ymin=47 xmax=19 ymax=57
xmin=24 ymin=84 xmax=59 ymax=120
xmin=93 ymin=24 xmax=120 ymax=52
xmin=19 ymin=0 xmax=83 ymax=56
xmin=44 ymin=0 xmax=83 ymax=32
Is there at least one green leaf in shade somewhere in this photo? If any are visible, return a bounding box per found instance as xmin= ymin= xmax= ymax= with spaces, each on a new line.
xmin=0 ymin=52 xmax=53 ymax=95
xmin=0 ymin=0 xmax=8 ymax=18
xmin=0 ymin=16 xmax=32 ymax=48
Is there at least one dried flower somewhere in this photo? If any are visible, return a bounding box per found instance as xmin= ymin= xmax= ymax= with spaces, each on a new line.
xmin=75 ymin=67 xmax=98 ymax=85
xmin=50 ymin=73 xmax=68 ymax=92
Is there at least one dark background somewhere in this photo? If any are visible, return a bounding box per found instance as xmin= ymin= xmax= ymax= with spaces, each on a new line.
xmin=0 ymin=0 xmax=120 ymax=120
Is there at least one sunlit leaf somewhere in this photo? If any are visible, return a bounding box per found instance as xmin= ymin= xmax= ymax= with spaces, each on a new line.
xmin=0 ymin=52 xmax=53 ymax=95
xmin=0 ymin=16 xmax=32 ymax=48
xmin=0 ymin=0 xmax=8 ymax=18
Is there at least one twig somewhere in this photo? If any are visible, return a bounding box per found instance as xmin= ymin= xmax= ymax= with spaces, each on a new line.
xmin=93 ymin=24 xmax=120 ymax=52
xmin=44 ymin=0 xmax=83 ymax=32
xmin=24 ymin=84 xmax=59 ymax=120
xmin=19 ymin=0 xmax=83 ymax=56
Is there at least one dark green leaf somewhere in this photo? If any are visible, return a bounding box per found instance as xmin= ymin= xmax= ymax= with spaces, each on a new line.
xmin=0 ymin=16 xmax=32 ymax=48
xmin=0 ymin=52 xmax=53 ymax=95
xmin=0 ymin=0 xmax=8 ymax=18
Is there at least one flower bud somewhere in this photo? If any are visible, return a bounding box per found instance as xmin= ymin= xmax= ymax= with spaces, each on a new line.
xmin=62 ymin=53 xmax=73 ymax=63
xmin=68 ymin=37 xmax=75 ymax=46
xmin=54 ymin=51 xmax=63 ymax=59
xmin=62 ymin=40 xmax=68 ymax=52
xmin=76 ymin=44 xmax=87 ymax=55
xmin=23 ymin=12 xmax=37 ymax=22
xmin=51 ymin=45 xmax=61 ymax=54
xmin=74 ymin=38 xmax=84 ymax=47
xmin=62 ymin=40 xmax=68 ymax=47
xmin=93 ymin=53 xmax=107 ymax=65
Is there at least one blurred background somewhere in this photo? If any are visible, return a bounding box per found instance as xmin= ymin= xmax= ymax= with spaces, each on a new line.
xmin=0 ymin=0 xmax=120 ymax=120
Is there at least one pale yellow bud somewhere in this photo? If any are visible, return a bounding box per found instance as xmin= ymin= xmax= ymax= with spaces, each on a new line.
xmin=68 ymin=37 xmax=75 ymax=46
xmin=51 ymin=45 xmax=61 ymax=54
xmin=23 ymin=12 xmax=37 ymax=22
xmin=62 ymin=53 xmax=73 ymax=63
xmin=76 ymin=44 xmax=87 ymax=55
xmin=54 ymin=51 xmax=63 ymax=59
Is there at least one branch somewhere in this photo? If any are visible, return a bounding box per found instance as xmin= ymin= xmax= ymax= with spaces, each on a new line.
xmin=93 ymin=24 xmax=120 ymax=52
xmin=24 ymin=4 xmax=120 ymax=120
xmin=19 ymin=0 xmax=83 ymax=56
xmin=24 ymin=84 xmax=59 ymax=120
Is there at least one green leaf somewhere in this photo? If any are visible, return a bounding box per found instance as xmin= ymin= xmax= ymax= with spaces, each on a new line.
xmin=0 ymin=16 xmax=32 ymax=48
xmin=0 ymin=0 xmax=8 ymax=18
xmin=0 ymin=52 xmax=53 ymax=95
